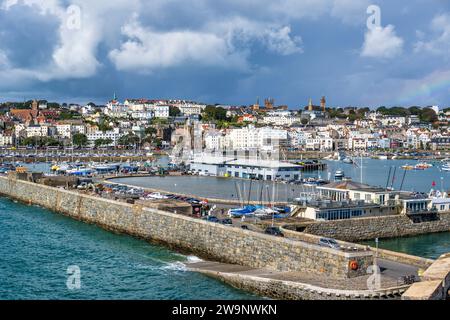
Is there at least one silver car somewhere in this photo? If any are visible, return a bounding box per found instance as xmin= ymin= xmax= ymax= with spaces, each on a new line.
xmin=318 ymin=238 xmax=341 ymax=250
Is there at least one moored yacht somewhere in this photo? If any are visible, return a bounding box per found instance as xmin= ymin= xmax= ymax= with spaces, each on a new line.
xmin=442 ymin=163 xmax=450 ymax=172
xmin=334 ymin=170 xmax=345 ymax=181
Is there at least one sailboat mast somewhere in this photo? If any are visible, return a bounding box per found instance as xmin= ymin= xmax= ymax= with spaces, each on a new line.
xmin=385 ymin=166 xmax=392 ymax=189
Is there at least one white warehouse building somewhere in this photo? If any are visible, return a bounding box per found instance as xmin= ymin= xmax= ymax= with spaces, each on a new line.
xmin=189 ymin=156 xmax=302 ymax=181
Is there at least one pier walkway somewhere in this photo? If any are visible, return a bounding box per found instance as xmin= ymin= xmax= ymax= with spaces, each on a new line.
xmin=187 ymin=261 xmax=412 ymax=299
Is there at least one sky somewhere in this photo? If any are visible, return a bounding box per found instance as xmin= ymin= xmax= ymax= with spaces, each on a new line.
xmin=0 ymin=0 xmax=449 ymax=108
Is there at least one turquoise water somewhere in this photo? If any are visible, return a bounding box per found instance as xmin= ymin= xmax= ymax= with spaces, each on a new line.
xmin=0 ymin=197 xmax=257 ymax=300
xmin=361 ymin=232 xmax=450 ymax=260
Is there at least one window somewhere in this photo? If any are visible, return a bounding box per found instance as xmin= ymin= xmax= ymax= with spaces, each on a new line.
xmin=365 ymin=194 xmax=372 ymax=201
xmin=440 ymin=205 xmax=445 ymax=211
xmin=354 ymin=193 xmax=360 ymax=200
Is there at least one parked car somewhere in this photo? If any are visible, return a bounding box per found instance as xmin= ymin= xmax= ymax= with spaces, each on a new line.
xmin=220 ymin=218 xmax=232 ymax=225
xmin=264 ymin=227 xmax=284 ymax=237
xmin=205 ymin=216 xmax=220 ymax=223
xmin=318 ymin=238 xmax=341 ymax=250
xmin=241 ymin=225 xmax=250 ymax=230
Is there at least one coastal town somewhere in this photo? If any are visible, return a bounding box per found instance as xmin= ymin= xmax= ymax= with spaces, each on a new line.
xmin=0 ymin=95 xmax=449 ymax=300
xmin=0 ymin=96 xmax=449 ymax=155
xmin=2 ymin=0 xmax=450 ymax=311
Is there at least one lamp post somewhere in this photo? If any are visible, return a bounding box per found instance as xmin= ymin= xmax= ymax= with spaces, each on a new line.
xmin=375 ymin=237 xmax=379 ymax=265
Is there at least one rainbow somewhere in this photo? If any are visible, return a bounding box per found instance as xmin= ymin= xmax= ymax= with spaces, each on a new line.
xmin=398 ymin=70 xmax=450 ymax=103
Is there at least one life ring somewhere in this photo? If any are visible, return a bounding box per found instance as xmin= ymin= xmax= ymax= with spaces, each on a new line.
xmin=349 ymin=261 xmax=359 ymax=271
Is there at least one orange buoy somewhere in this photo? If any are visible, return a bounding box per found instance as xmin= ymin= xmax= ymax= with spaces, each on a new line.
xmin=349 ymin=261 xmax=359 ymax=271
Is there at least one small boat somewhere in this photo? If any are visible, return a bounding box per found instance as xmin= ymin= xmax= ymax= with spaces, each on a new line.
xmin=414 ymin=162 xmax=433 ymax=170
xmin=442 ymin=163 xmax=450 ymax=172
xmin=342 ymin=158 xmax=353 ymax=164
xmin=378 ymin=155 xmax=388 ymax=160
xmin=145 ymin=192 xmax=168 ymax=200
xmin=253 ymin=208 xmax=277 ymax=217
xmin=228 ymin=205 xmax=259 ymax=217
xmin=402 ymin=165 xmax=414 ymax=170
xmin=334 ymin=170 xmax=344 ymax=180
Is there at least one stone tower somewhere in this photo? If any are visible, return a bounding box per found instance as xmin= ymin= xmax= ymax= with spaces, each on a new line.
xmin=308 ymin=98 xmax=313 ymax=111
xmin=321 ymin=96 xmax=326 ymax=112
xmin=31 ymin=99 xmax=38 ymax=111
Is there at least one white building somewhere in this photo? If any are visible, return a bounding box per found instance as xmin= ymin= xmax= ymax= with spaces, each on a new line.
xmin=189 ymin=155 xmax=302 ymax=181
xmin=432 ymin=198 xmax=450 ymax=213
xmin=151 ymin=105 xmax=170 ymax=118
xmin=25 ymin=125 xmax=49 ymax=138
xmin=86 ymin=128 xmax=122 ymax=146
xmin=178 ymin=104 xmax=203 ymax=116
xmin=131 ymin=111 xmax=153 ymax=120
xmin=0 ymin=133 xmax=13 ymax=146
xmin=55 ymin=124 xmax=72 ymax=139
xmin=204 ymin=131 xmax=224 ymax=150
xmin=380 ymin=116 xmax=407 ymax=126
xmin=262 ymin=115 xmax=301 ymax=126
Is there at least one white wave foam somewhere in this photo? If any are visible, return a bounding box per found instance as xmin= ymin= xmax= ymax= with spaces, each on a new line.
xmin=163 ymin=261 xmax=187 ymax=272
xmin=186 ymin=255 xmax=203 ymax=263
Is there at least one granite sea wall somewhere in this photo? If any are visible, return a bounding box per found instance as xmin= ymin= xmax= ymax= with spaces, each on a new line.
xmin=301 ymin=214 xmax=450 ymax=242
xmin=0 ymin=176 xmax=372 ymax=279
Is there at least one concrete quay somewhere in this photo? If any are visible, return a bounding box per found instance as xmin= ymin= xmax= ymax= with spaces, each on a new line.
xmin=187 ymin=261 xmax=411 ymax=300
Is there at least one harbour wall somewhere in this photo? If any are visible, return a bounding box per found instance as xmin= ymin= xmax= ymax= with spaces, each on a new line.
xmin=300 ymin=214 xmax=450 ymax=242
xmin=280 ymin=226 xmax=434 ymax=269
xmin=402 ymin=253 xmax=450 ymax=300
xmin=192 ymin=267 xmax=410 ymax=300
xmin=0 ymin=176 xmax=372 ymax=279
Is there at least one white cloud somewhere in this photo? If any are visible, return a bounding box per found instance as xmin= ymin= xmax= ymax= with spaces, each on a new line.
xmin=361 ymin=25 xmax=404 ymax=59
xmin=0 ymin=0 xmax=139 ymax=82
xmin=109 ymin=15 xmax=302 ymax=72
xmin=263 ymin=26 xmax=303 ymax=55
xmin=109 ymin=20 xmax=249 ymax=72
xmin=0 ymin=0 xmax=375 ymax=85
xmin=414 ymin=13 xmax=450 ymax=56
xmin=209 ymin=17 xmax=302 ymax=55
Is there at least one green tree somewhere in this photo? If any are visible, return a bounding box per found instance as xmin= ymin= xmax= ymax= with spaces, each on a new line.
xmin=72 ymin=133 xmax=88 ymax=148
xmin=21 ymin=137 xmax=38 ymax=147
xmin=169 ymin=106 xmax=181 ymax=117
xmin=145 ymin=127 xmax=157 ymax=136
xmin=202 ymin=105 xmax=228 ymax=121
xmin=118 ymin=134 xmax=140 ymax=147
xmin=94 ymin=138 xmax=113 ymax=148
xmin=419 ymin=108 xmax=438 ymax=123
xmin=408 ymin=106 xmax=421 ymax=115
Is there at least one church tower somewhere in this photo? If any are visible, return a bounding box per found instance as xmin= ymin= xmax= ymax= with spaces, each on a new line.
xmin=308 ymin=98 xmax=313 ymax=111
xmin=321 ymin=96 xmax=326 ymax=112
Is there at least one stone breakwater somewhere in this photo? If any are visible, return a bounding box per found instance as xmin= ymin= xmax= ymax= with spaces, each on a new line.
xmin=301 ymin=214 xmax=450 ymax=242
xmin=0 ymin=176 xmax=372 ymax=279
xmin=192 ymin=268 xmax=410 ymax=300
xmin=280 ymin=226 xmax=434 ymax=269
